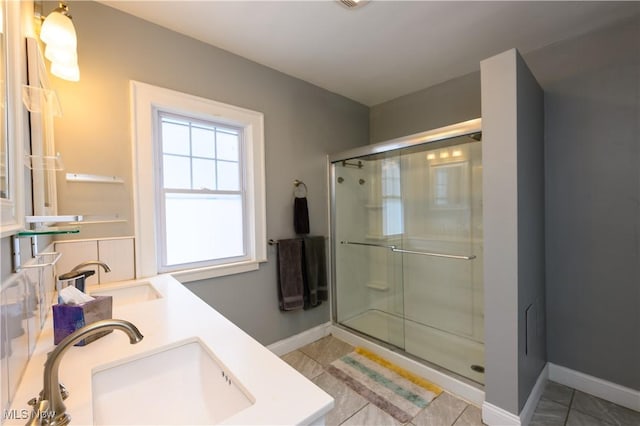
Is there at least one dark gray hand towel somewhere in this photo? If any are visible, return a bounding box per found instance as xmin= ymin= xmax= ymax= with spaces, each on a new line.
xmin=303 ymin=236 xmax=327 ymax=309
xmin=294 ymin=197 xmax=310 ymax=235
xmin=277 ymin=238 xmax=305 ymax=311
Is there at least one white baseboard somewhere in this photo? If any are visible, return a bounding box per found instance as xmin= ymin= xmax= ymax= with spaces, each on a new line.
xmin=549 ymin=363 xmax=640 ymax=412
xmin=481 ymin=364 xmax=547 ymax=426
xmin=267 ymin=322 xmax=332 ymax=356
xmin=519 ymin=363 xmax=549 ymax=425
xmin=482 ymin=402 xmax=521 ymax=426
xmin=330 ymin=325 xmax=485 ymax=406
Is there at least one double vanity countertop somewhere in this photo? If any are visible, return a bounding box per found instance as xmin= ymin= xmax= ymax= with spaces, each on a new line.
xmin=8 ymin=274 xmax=333 ymax=425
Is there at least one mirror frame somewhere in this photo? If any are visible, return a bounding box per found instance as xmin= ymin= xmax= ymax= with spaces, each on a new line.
xmin=0 ymin=0 xmax=25 ymax=237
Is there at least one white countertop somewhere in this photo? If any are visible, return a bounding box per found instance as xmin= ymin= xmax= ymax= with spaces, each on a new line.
xmin=7 ymin=275 xmax=333 ymax=425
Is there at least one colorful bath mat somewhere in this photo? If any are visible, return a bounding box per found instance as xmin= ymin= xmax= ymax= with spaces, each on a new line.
xmin=327 ymin=347 xmax=442 ymax=423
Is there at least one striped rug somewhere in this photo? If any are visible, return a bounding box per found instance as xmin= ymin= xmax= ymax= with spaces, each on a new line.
xmin=327 ymin=347 xmax=442 ymax=423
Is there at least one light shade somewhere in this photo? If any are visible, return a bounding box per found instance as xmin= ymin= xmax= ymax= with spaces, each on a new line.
xmin=40 ymin=11 xmax=77 ymax=48
xmin=51 ymin=62 xmax=80 ymax=82
xmin=40 ymin=4 xmax=80 ymax=82
xmin=44 ymin=44 xmax=77 ymax=65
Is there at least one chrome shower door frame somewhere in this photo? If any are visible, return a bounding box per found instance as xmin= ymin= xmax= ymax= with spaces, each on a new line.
xmin=328 ymin=117 xmax=482 ymax=330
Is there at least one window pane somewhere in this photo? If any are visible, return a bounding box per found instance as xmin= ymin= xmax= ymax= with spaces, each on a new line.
xmin=163 ymin=155 xmax=191 ymax=189
xmin=161 ymin=121 xmax=190 ymax=155
xmin=164 ymin=193 xmax=244 ymax=266
xmin=382 ymin=159 xmax=401 ymax=196
xmin=192 ymin=158 xmax=216 ymax=190
xmin=217 ymin=161 xmax=240 ymax=191
xmin=383 ymin=198 xmax=403 ymax=236
xmin=192 ymin=126 xmax=215 ymax=159
xmin=216 ymin=131 xmax=239 ymax=161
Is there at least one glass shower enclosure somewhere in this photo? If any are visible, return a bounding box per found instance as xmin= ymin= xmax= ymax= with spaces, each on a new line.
xmin=330 ymin=119 xmax=484 ymax=383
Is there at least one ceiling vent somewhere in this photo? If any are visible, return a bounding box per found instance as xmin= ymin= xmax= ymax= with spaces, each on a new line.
xmin=338 ymin=0 xmax=370 ymax=9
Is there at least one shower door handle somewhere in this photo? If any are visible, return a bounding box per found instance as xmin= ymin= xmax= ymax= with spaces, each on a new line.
xmin=391 ymin=247 xmax=476 ymax=260
xmin=341 ymin=241 xmax=475 ymax=260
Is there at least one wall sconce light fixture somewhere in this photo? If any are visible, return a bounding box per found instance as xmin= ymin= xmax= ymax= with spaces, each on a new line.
xmin=39 ymin=2 xmax=80 ymax=81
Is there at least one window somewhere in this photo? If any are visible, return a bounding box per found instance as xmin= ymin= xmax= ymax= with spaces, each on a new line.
xmin=130 ymin=81 xmax=266 ymax=282
xmin=381 ymin=158 xmax=403 ymax=236
xmin=430 ymin=162 xmax=469 ymax=209
xmin=157 ymin=114 xmax=245 ymax=270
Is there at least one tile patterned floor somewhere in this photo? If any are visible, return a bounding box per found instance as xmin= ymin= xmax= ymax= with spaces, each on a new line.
xmin=282 ymin=335 xmax=483 ymax=426
xmin=531 ymin=381 xmax=640 ymax=426
xmin=281 ymin=335 xmax=640 ymax=426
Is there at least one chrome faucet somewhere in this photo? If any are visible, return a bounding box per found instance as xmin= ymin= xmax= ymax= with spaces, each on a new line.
xmin=70 ymin=260 xmax=111 ymax=273
xmin=26 ymin=319 xmax=144 ymax=426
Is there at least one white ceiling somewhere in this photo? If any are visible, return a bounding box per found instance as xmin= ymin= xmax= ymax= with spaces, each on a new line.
xmin=100 ymin=1 xmax=638 ymax=106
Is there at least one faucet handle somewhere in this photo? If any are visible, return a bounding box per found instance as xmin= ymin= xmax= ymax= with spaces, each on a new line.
xmin=59 ymin=383 xmax=69 ymax=400
xmin=34 ymin=383 xmax=69 ymax=404
xmin=25 ymin=399 xmax=51 ymax=426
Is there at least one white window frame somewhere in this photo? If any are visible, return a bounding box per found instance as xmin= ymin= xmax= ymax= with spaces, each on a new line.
xmin=130 ymin=81 xmax=266 ymax=282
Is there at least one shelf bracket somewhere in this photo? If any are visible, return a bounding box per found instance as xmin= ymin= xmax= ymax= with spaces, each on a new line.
xmin=12 ymin=235 xmax=21 ymax=272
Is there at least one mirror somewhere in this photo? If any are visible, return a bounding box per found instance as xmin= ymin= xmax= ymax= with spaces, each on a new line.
xmin=0 ymin=0 xmax=24 ymax=236
xmin=1 ymin=0 xmax=9 ymax=202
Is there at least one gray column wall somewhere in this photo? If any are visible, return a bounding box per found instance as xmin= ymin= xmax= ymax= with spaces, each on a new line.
xmin=480 ymin=49 xmax=545 ymax=414
xmin=514 ymin=53 xmax=547 ymax=410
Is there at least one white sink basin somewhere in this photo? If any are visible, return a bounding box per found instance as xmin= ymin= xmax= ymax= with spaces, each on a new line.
xmin=92 ymin=339 xmax=254 ymax=425
xmin=90 ymin=283 xmax=161 ymax=306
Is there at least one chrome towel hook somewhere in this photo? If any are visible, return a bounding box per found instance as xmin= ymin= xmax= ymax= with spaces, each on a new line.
xmin=294 ymin=179 xmax=308 ymax=197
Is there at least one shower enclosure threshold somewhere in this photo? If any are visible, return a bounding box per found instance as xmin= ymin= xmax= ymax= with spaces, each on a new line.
xmin=340 ymin=310 xmax=484 ymax=383
xmin=330 ymin=322 xmax=485 ymax=407
xmin=332 ymin=310 xmax=484 ymax=404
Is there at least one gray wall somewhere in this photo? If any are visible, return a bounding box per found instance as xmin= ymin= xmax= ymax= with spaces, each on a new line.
xmin=527 ymin=14 xmax=640 ymax=391
xmin=369 ymin=72 xmax=481 ymax=144
xmin=49 ymin=1 xmax=369 ymax=345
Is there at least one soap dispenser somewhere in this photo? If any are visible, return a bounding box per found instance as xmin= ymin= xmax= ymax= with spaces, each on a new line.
xmin=57 ymin=269 xmax=95 ymax=295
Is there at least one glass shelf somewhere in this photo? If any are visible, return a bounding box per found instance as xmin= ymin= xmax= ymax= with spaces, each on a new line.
xmin=22 ymin=84 xmax=62 ymax=116
xmin=17 ymin=226 xmax=80 ymax=237
xmin=24 ymin=153 xmax=64 ymax=171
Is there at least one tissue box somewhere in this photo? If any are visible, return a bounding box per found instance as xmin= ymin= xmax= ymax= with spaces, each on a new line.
xmin=52 ymin=296 xmax=113 ymax=346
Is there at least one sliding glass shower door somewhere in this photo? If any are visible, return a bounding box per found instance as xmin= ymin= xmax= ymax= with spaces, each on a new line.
xmin=334 ymin=152 xmax=406 ymax=349
xmin=332 ymin=132 xmax=484 ymax=383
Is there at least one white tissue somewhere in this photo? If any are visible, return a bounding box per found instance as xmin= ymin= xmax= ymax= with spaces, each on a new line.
xmin=59 ymin=285 xmax=95 ymax=304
